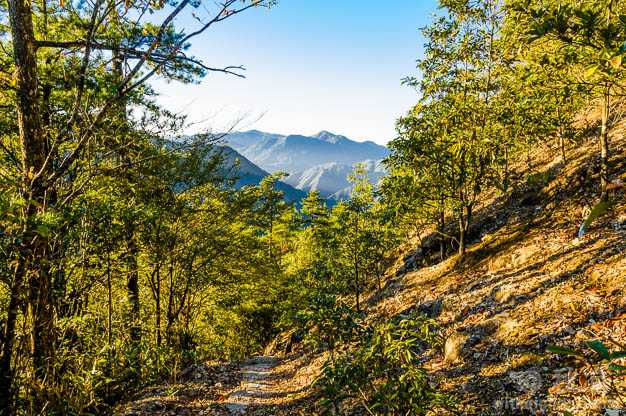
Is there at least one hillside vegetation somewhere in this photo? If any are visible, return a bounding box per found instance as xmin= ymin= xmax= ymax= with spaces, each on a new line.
xmin=2 ymin=0 xmax=626 ymax=415
xmin=119 ymin=109 xmax=626 ymax=416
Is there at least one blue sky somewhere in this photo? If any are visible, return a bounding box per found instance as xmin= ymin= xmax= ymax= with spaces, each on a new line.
xmin=152 ymin=1 xmax=440 ymax=145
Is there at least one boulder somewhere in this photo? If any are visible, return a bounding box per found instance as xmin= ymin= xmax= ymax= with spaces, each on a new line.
xmin=444 ymin=332 xmax=470 ymax=363
xmin=445 ymin=316 xmax=515 ymax=362
xmin=492 ymin=286 xmax=516 ymax=304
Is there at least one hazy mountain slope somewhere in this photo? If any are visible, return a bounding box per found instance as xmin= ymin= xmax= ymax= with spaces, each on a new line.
xmin=161 ymin=138 xmax=307 ymax=202
xmin=284 ymin=159 xmax=387 ymax=198
xmin=283 ymin=162 xmax=352 ymax=197
xmin=226 ymin=130 xmax=390 ymax=175
xmin=221 ymin=146 xmax=307 ymax=202
xmin=328 ymin=159 xmax=388 ymax=200
xmin=221 ymin=146 xmax=268 ymax=179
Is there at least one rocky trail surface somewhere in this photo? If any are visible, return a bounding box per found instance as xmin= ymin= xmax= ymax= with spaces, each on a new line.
xmin=224 ymin=356 xmax=279 ymax=413
xmin=118 ymin=353 xmax=321 ymax=415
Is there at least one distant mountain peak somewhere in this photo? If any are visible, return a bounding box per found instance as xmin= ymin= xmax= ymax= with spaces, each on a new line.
xmin=225 ymin=130 xmax=390 ymax=191
xmin=312 ymin=130 xmax=335 ymax=137
xmin=311 ymin=130 xmax=348 ymax=144
xmin=311 ymin=130 xmax=336 ymax=137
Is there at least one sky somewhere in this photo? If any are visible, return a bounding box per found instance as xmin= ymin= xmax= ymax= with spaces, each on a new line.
xmin=151 ymin=1 xmax=441 ymax=145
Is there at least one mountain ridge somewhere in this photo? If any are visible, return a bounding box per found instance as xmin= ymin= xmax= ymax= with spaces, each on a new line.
xmin=225 ymin=130 xmax=390 ymax=175
xmin=283 ymin=159 xmax=387 ymax=199
xmin=221 ymin=146 xmax=308 ymax=202
xmin=225 ymin=130 xmax=390 ymax=198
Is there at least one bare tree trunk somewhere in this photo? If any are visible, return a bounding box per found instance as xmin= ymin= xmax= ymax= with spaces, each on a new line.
xmin=112 ymin=49 xmax=142 ymax=345
xmin=155 ymin=265 xmax=162 ymax=347
xmin=458 ymin=215 xmax=466 ymax=258
xmin=354 ymin=259 xmax=360 ymax=313
xmin=458 ymin=206 xmax=472 ymax=258
xmin=166 ymin=262 xmax=175 ymax=347
xmin=556 ymin=107 xmax=567 ymax=165
xmin=439 ymin=208 xmax=445 ymax=261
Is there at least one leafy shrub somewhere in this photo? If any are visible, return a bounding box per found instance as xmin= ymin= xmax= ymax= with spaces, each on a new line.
xmin=316 ymin=313 xmax=455 ymax=415
xmin=295 ymin=289 xmax=361 ymax=352
xmin=548 ymin=339 xmax=626 ymax=406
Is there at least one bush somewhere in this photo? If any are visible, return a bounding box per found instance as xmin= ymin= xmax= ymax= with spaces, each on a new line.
xmin=295 ymin=289 xmax=362 ymax=352
xmin=548 ymin=339 xmax=626 ymax=407
xmin=316 ymin=313 xmax=455 ymax=415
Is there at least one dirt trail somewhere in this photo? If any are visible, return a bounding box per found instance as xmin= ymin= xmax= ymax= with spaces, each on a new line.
xmin=224 ymin=356 xmax=279 ymax=413
xmin=117 ymin=355 xmax=305 ymax=415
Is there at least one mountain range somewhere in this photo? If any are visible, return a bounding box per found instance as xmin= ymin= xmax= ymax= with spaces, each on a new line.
xmin=221 ymin=146 xmax=308 ymax=202
xmin=224 ymin=130 xmax=389 ymax=199
xmin=283 ymin=159 xmax=387 ymax=200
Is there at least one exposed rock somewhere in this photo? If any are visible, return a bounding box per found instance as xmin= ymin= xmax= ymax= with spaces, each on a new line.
xmin=179 ymin=364 xmax=209 ymax=381
xmin=396 ymin=264 xmax=407 ymax=277
xmin=492 ymin=285 xmax=515 ymax=304
xmin=445 ymin=332 xmax=470 ymax=363
xmin=511 ymin=245 xmax=541 ymax=267
xmin=418 ymin=298 xmax=443 ymax=318
xmin=396 ymin=249 xmax=423 ymax=276
xmin=508 ymin=370 xmax=543 ymax=393
xmin=489 ymin=256 xmax=511 ymax=271
xmin=474 ymin=316 xmax=515 ymax=338
xmin=264 ymin=328 xmax=303 ymax=357
xmin=519 ymin=191 xmax=541 ymax=206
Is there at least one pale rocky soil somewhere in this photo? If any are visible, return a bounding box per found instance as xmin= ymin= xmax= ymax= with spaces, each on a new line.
xmin=117 ymin=350 xmax=327 ymax=415
xmin=121 ymin=113 xmax=626 ymax=415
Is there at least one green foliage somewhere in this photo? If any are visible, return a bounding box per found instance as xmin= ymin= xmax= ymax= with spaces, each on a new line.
xmin=546 ymin=345 xmax=585 ymax=358
xmin=578 ymin=200 xmax=618 ymax=237
xmin=387 ymin=0 xmax=517 ymax=257
xmin=295 ymin=289 xmax=361 ymax=352
xmin=510 ymin=0 xmax=626 ymax=195
xmin=316 ymin=313 xmax=454 ymax=416
xmin=548 ymin=338 xmax=626 ymax=404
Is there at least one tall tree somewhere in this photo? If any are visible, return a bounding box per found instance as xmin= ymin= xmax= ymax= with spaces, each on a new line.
xmin=0 ymin=0 xmax=275 ymax=412
xmin=397 ymin=0 xmax=508 ymax=257
xmin=510 ymin=0 xmax=626 ymax=199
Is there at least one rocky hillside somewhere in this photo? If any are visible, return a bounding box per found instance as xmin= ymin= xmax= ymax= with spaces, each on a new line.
xmin=120 ymin=119 xmax=625 ymax=415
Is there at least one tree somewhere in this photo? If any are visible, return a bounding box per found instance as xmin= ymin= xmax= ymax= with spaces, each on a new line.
xmin=395 ymin=0 xmax=509 ymax=257
xmin=333 ymin=163 xmax=377 ymax=313
xmin=510 ymin=0 xmax=626 ymax=199
xmin=385 ymin=103 xmax=452 ymax=261
xmin=0 ymin=0 xmax=275 ymax=412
